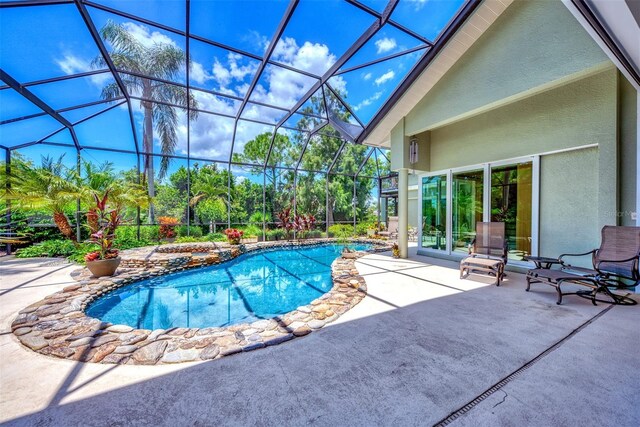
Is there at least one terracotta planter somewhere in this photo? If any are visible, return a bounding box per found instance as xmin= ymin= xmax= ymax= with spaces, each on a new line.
xmin=229 ymin=238 xmax=240 ymax=245
xmin=86 ymin=257 xmax=121 ymax=277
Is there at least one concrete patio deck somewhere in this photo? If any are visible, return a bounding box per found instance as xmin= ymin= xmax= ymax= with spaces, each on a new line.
xmin=1 ymin=248 xmax=638 ymax=426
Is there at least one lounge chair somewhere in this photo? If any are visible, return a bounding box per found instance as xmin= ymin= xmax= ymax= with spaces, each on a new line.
xmin=526 ymin=226 xmax=639 ymax=305
xmin=460 ymin=222 xmax=508 ymax=286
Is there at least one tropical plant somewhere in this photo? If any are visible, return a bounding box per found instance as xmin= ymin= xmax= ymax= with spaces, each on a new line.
xmin=158 ymin=216 xmax=179 ymax=239
xmin=224 ymin=228 xmax=243 ymax=244
xmin=276 ymin=207 xmax=293 ymax=238
xmin=84 ymin=191 xmax=122 ymax=261
xmin=190 ymin=168 xmax=229 ymax=233
xmin=93 ymin=20 xmax=198 ymax=222
xmin=1 ymin=155 xmax=82 ymax=242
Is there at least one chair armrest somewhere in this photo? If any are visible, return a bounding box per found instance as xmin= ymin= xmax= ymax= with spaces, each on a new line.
xmin=558 ymin=250 xmax=596 ymax=266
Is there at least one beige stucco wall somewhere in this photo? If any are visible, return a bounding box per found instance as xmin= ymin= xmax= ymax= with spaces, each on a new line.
xmin=539 ymin=147 xmax=599 ymax=264
xmin=428 ymin=69 xmax=617 ymax=171
xmin=404 ymin=0 xmax=610 ymax=135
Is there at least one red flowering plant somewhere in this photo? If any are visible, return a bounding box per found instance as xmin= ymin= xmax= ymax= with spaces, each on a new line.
xmin=158 ymin=216 xmax=179 ymax=239
xmin=276 ymin=207 xmax=294 ymax=239
xmin=84 ymin=190 xmax=122 ymax=262
xmin=224 ymin=228 xmax=244 ymax=244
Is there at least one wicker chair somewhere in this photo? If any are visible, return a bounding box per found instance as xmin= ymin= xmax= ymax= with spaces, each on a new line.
xmin=526 ymin=226 xmax=639 ymax=305
xmin=460 ymin=222 xmax=508 ymax=286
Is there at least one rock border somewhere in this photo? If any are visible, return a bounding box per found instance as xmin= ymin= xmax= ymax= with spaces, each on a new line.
xmin=11 ymin=239 xmax=392 ymax=365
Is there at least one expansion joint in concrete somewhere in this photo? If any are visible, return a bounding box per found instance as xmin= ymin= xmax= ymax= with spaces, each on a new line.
xmin=432 ymin=304 xmax=616 ymax=426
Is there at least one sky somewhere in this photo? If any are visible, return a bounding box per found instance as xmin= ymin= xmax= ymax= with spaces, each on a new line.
xmin=0 ymin=0 xmax=464 ymax=178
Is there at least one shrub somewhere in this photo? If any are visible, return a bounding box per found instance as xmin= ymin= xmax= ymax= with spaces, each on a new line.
xmin=16 ymin=239 xmax=78 ymax=258
xmin=266 ymin=229 xmax=285 ymax=241
xmin=158 ymin=216 xmax=179 ymax=239
xmin=15 ymin=240 xmax=100 ymax=265
xmin=140 ymin=225 xmax=160 ymax=242
xmin=175 ymin=236 xmax=205 ymax=243
xmin=176 ymin=225 xmax=204 ymax=238
xmin=239 ymin=224 xmax=261 ymax=238
xmin=355 ymin=222 xmax=372 ymax=236
xmin=327 ymin=224 xmax=354 ymax=238
xmin=205 ymin=232 xmax=226 ymax=242
xmin=190 ymin=226 xmax=204 ymax=238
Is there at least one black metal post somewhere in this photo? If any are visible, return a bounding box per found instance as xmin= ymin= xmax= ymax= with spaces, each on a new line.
xmin=5 ymin=149 xmax=11 ymax=255
xmin=76 ymin=151 xmax=82 ymax=242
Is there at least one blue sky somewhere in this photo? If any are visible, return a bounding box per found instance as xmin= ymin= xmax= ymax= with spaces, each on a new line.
xmin=1 ymin=0 xmax=463 ymax=178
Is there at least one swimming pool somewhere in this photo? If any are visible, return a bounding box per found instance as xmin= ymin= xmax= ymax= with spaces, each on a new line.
xmin=86 ymin=243 xmax=373 ymax=329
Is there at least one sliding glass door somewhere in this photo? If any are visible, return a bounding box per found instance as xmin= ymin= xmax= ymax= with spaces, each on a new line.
xmin=490 ymin=162 xmax=533 ymax=260
xmin=420 ymin=158 xmax=536 ymax=261
xmin=452 ymin=169 xmax=484 ymax=255
xmin=421 ymin=175 xmax=447 ymax=250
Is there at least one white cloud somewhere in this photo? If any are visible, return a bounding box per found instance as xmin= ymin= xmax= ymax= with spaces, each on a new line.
xmin=55 ymin=53 xmax=112 ymax=86
xmin=190 ymin=62 xmax=210 ymax=85
xmin=353 ymin=91 xmax=383 ymax=111
xmin=407 ymin=0 xmax=428 ymax=12
xmin=363 ymin=72 xmax=372 ymax=81
xmin=374 ymin=70 xmax=395 ymax=86
xmin=120 ymin=22 xmax=178 ymax=49
xmin=375 ymin=37 xmax=397 ymax=54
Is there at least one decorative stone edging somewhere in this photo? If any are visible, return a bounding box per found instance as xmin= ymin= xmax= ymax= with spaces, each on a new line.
xmin=11 ymin=239 xmax=392 ymax=365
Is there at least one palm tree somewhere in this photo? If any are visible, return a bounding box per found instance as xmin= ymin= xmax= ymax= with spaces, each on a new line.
xmin=80 ymin=160 xmax=150 ymax=217
xmin=190 ymin=173 xmax=229 ymax=233
xmin=1 ymin=155 xmax=82 ymax=242
xmin=93 ymin=20 xmax=198 ymax=223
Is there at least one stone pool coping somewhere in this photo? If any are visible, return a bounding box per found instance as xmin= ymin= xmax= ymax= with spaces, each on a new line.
xmin=11 ymin=238 xmax=392 ymax=365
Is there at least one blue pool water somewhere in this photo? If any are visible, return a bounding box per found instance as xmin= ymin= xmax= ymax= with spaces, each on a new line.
xmin=86 ymin=243 xmax=372 ymax=329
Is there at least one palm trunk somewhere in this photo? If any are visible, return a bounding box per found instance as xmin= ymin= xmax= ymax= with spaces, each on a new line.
xmin=53 ymin=211 xmax=77 ymax=243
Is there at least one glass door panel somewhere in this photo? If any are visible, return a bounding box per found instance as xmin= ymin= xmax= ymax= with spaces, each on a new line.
xmin=421 ymin=175 xmax=447 ymax=250
xmin=452 ymin=169 xmax=484 ymax=254
xmin=490 ymin=162 xmax=532 ymax=260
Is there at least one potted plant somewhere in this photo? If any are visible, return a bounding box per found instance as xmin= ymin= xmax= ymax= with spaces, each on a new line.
xmin=84 ymin=191 xmax=122 ymax=277
xmin=158 ymin=216 xmax=179 ymax=242
xmin=392 ymin=243 xmax=400 ymax=258
xmin=367 ymin=222 xmax=378 ymax=237
xmin=224 ymin=228 xmax=244 ymax=245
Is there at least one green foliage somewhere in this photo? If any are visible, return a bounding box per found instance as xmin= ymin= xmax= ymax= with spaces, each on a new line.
xmin=238 ymin=224 xmax=261 ymax=238
xmin=175 ymin=236 xmax=206 ymax=243
xmin=355 ymin=222 xmax=375 ymax=236
xmin=205 ymin=232 xmax=226 ymax=242
xmin=266 ymin=229 xmax=286 ymax=240
xmin=249 ymin=211 xmax=271 ymax=224
xmin=15 ymin=239 xmax=78 ymax=258
xmin=140 ymin=225 xmax=160 ymax=242
xmin=327 ymin=224 xmax=354 ymax=238
xmin=176 ymin=225 xmax=204 ymax=238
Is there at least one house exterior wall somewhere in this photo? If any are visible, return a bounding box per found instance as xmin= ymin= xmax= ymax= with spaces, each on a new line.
xmin=388 ymin=0 xmax=637 ymax=261
xmin=404 ymin=0 xmax=610 ymax=135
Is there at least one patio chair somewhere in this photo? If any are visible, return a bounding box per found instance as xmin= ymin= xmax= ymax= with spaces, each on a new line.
xmin=526 ymin=226 xmax=639 ymax=305
xmin=460 ymin=222 xmax=508 ymax=286
xmin=380 ymin=216 xmax=399 ymax=240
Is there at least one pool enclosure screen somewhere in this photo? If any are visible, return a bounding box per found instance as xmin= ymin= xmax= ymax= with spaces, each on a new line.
xmin=1 ymin=0 xmax=479 ymax=237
